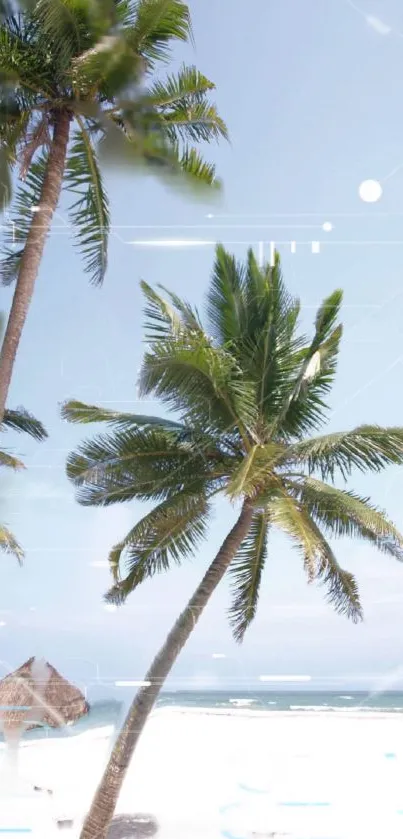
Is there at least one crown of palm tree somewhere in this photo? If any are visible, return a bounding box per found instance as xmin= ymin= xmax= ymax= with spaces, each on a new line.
xmin=62 ymin=246 xmax=403 ymax=640
xmin=0 ymin=0 xmax=227 ymax=285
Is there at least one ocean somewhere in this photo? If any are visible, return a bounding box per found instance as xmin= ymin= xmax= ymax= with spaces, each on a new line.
xmin=5 ymin=689 xmax=403 ymax=742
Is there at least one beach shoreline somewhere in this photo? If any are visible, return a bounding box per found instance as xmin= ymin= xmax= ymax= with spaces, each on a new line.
xmin=1 ymin=704 xmax=403 ymax=837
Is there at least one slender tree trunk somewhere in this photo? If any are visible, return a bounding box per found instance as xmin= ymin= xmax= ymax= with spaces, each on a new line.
xmin=0 ymin=109 xmax=71 ymax=421
xmin=80 ymin=499 xmax=254 ymax=839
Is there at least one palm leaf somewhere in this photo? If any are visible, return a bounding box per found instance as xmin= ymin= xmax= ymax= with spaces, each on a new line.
xmin=303 ymin=514 xmax=363 ymax=622
xmin=32 ymin=0 xmax=100 ymax=70
xmin=286 ymin=475 xmax=403 ymax=561
xmin=139 ymin=334 xmax=257 ymax=440
xmin=206 ymin=246 xmax=247 ymax=345
xmin=285 ymin=426 xmax=403 ymax=481
xmin=0 ymin=450 xmax=25 ymax=470
xmin=65 ymin=424 xmax=222 ymax=505
xmin=141 ymin=280 xmax=183 ymax=340
xmin=71 ymin=32 xmax=143 ymax=98
xmin=228 ymin=510 xmax=269 ymax=642
xmin=270 ymin=489 xmax=362 ymax=621
xmin=105 ymin=490 xmax=211 ymax=603
xmin=0 ymin=12 xmax=54 ymax=94
xmin=147 ymin=64 xmax=228 ymax=144
xmin=61 ymin=398 xmax=185 ymax=432
xmin=125 ymin=0 xmax=192 ymax=69
xmin=0 ymin=524 xmax=24 ymax=564
xmin=2 ymin=407 xmax=47 ymax=440
xmin=226 ymin=442 xmax=285 ymax=500
xmin=268 ymin=490 xmax=320 ymax=581
xmin=0 ymin=153 xmax=48 ymax=287
xmin=148 ymin=64 xmax=215 ymax=107
xmin=175 ymin=144 xmax=220 ymax=189
xmin=64 ymin=122 xmax=109 ymax=286
xmin=275 ymin=290 xmax=343 ymax=438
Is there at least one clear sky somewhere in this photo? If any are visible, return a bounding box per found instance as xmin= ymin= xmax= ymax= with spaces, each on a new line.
xmin=1 ymin=0 xmax=403 ymax=694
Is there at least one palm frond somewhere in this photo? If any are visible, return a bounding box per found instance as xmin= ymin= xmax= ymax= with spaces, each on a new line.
xmin=268 ymin=490 xmax=320 ymax=581
xmin=0 ymin=12 xmax=54 ymax=94
xmin=61 ymin=398 xmax=185 ymax=432
xmin=141 ymin=280 xmax=183 ymax=340
xmin=139 ymin=332 xmax=257 ymax=440
xmin=0 ymin=153 xmax=48 ymax=287
xmin=273 ymin=290 xmax=343 ymax=438
xmin=243 ymin=251 xmax=303 ymax=423
xmin=226 ymin=443 xmax=285 ymax=500
xmin=175 ymin=144 xmax=220 ymax=189
xmin=0 ymin=524 xmax=24 ymax=565
xmin=270 ymin=489 xmax=362 ymax=621
xmin=147 ymin=64 xmax=228 ymax=144
xmin=65 ymin=424 xmax=222 ymax=505
xmin=285 ymin=426 xmax=403 ymax=481
xmin=125 ymin=0 xmax=192 ymax=69
xmin=286 ymin=475 xmax=403 ymax=561
xmin=105 ymin=490 xmax=211 ymax=604
xmin=148 ymin=64 xmax=215 ymax=107
xmin=303 ymin=514 xmax=363 ymax=622
xmin=0 ymin=450 xmax=25 ymax=470
xmin=71 ymin=32 xmax=143 ymax=99
xmin=2 ymin=407 xmax=47 ymax=440
xmin=206 ymin=245 xmax=247 ymax=344
xmin=65 ymin=122 xmax=109 ymax=286
xmin=32 ymin=0 xmax=101 ymax=71
xmin=228 ymin=510 xmax=269 ymax=642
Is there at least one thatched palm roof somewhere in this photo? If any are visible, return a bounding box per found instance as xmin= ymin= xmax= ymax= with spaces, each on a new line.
xmin=0 ymin=656 xmax=89 ymax=734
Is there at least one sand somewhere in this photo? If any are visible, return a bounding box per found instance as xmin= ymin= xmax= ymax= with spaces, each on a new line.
xmin=0 ymin=707 xmax=403 ymax=838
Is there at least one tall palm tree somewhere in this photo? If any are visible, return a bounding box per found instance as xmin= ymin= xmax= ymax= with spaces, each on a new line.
xmin=62 ymin=246 xmax=403 ymax=839
xmin=0 ymin=0 xmax=227 ymax=421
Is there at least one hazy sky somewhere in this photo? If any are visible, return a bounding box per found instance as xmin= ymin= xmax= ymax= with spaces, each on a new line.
xmin=2 ymin=0 xmax=403 ymax=694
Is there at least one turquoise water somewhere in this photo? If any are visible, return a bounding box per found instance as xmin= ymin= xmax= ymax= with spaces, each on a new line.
xmin=2 ymin=690 xmax=403 ymax=742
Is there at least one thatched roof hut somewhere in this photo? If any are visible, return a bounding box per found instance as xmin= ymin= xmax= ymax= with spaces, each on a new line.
xmin=0 ymin=656 xmax=89 ymax=735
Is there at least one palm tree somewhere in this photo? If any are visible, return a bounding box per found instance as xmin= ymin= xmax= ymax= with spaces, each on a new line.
xmin=62 ymin=245 xmax=403 ymax=839
xmin=0 ymin=0 xmax=227 ymax=421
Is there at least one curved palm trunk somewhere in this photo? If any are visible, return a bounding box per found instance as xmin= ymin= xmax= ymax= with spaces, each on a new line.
xmin=80 ymin=499 xmax=254 ymax=839
xmin=0 ymin=110 xmax=71 ymax=421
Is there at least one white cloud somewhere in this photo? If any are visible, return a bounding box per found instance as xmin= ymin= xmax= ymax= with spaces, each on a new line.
xmin=365 ymin=15 xmax=391 ymax=35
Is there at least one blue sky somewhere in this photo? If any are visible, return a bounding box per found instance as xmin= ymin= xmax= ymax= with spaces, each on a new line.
xmin=1 ymin=0 xmax=403 ymax=693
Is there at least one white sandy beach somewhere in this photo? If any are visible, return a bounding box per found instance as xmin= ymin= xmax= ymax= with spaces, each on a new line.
xmin=1 ymin=707 xmax=403 ymax=838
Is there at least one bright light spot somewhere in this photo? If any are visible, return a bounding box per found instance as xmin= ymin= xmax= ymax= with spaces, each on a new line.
xmin=212 ymin=653 xmax=226 ymax=659
xmin=30 ymin=205 xmax=40 ymax=213
xmin=366 ymin=15 xmax=391 ymax=35
xmin=29 ymin=607 xmax=36 ymax=612
xmin=206 ymin=213 xmax=214 ymax=218
xmin=0 ymin=621 xmax=6 ymax=628
xmin=259 ymin=674 xmax=312 ymax=682
xmin=129 ymin=240 xmax=214 ymax=248
xmin=322 ymin=222 xmax=333 ymax=232
xmin=90 ymin=561 xmax=109 ymax=568
xmin=104 ymin=604 xmax=117 ymax=613
xmin=115 ymin=680 xmax=151 ymax=687
xmin=359 ymin=179 xmax=382 ymax=203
